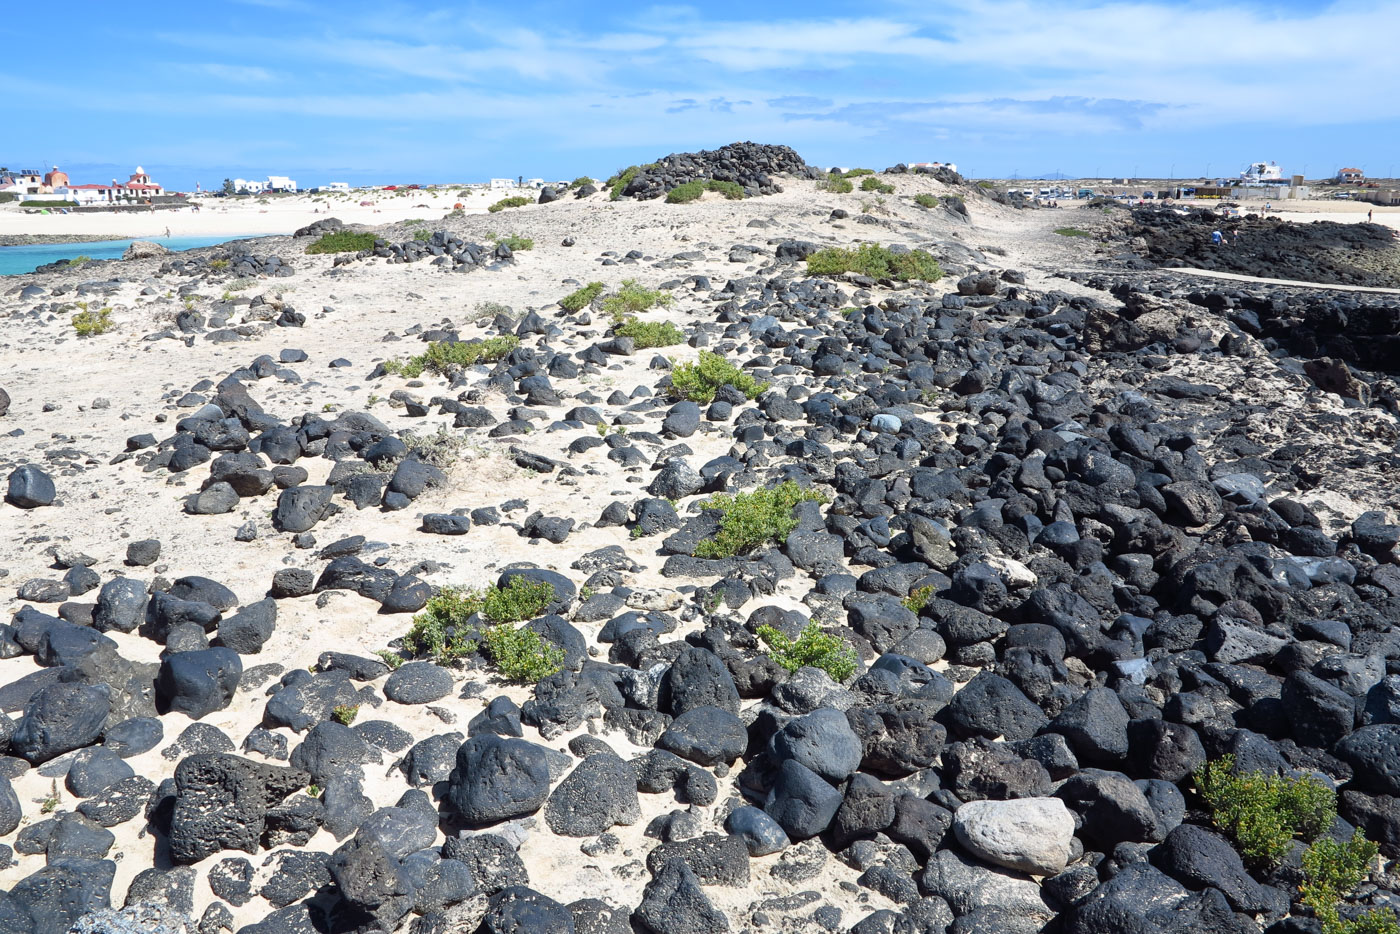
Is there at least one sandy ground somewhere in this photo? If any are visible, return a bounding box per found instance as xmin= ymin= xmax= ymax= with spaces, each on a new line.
xmin=0 ymin=188 xmax=516 ymax=240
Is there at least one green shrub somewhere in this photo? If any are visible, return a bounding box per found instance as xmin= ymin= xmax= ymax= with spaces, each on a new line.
xmin=842 ymin=168 xmax=875 ymax=178
xmin=398 ymin=577 xmax=556 ymax=665
xmin=374 ymin=649 xmax=405 ymax=670
xmin=615 ymin=318 xmax=685 ymax=348
xmin=757 ymin=622 xmax=857 ymax=681
xmin=482 ymin=624 xmax=565 ymax=683
xmin=1302 ymin=831 xmax=1394 ymax=934
xmin=306 ymin=230 xmax=377 ymax=254
xmin=913 ymin=193 xmax=937 ymax=208
xmin=332 ymin=704 xmax=359 ymax=725
xmin=665 ymin=179 xmax=746 ymax=203
xmin=488 ymin=196 xmax=531 ymax=213
xmin=21 ymin=199 xmax=77 ymax=208
xmin=806 ymin=244 xmax=943 ymax=282
xmin=902 ymin=586 xmax=935 ymax=614
xmin=818 ymin=174 xmax=853 ymax=194
xmin=668 ymin=350 xmax=768 ymax=403
xmin=1055 ymin=227 xmax=1091 ymax=237
xmin=569 ymin=176 xmax=593 ymax=188
xmin=860 ymin=176 xmax=895 ymax=194
xmin=480 ymin=577 xmax=556 ymax=622
xmin=209 ymin=258 xmax=230 ymax=270
xmin=413 ymin=229 xmax=431 ymax=242
xmin=608 ymin=166 xmax=640 ymax=200
xmin=71 ymin=307 xmax=113 ymax=336
xmin=1195 ymin=756 xmax=1338 ymax=868
xmin=560 ymin=281 xmax=605 ymax=312
xmin=693 ymin=481 xmax=829 ymax=558
xmin=67 ymin=255 xmax=91 ymax=267
xmin=401 ymin=426 xmax=469 ymax=467
xmin=490 ymin=233 xmax=534 ymax=251
xmin=403 ymin=218 xmax=424 ymax=226
xmin=382 ymin=336 xmax=521 ymax=378
xmin=602 ymin=278 xmax=672 ymax=318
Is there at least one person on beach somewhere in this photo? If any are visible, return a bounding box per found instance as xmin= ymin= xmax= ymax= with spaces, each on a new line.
xmin=1369 ymin=209 xmax=1374 ymax=222
xmin=164 ymin=227 xmax=170 ymax=238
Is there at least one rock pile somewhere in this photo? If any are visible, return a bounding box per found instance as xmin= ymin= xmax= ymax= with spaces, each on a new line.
xmin=1127 ymin=206 xmax=1400 ymax=287
xmin=615 ymin=142 xmax=818 ymax=200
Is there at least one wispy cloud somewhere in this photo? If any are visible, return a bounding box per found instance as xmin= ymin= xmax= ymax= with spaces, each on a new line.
xmin=189 ymin=64 xmax=275 ymax=83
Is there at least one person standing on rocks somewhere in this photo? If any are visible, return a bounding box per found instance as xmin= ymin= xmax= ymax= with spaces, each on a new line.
xmin=1212 ymin=229 xmax=1223 ymax=246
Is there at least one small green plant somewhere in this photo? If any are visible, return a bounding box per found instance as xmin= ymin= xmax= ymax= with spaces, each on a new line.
xmin=569 ymin=176 xmax=593 ymax=188
xmin=403 ymin=218 xmax=424 ymax=226
xmin=401 ymin=426 xmax=469 ymax=468
xmin=664 ymin=179 xmax=746 ymax=203
xmin=1054 ymin=227 xmax=1092 ymax=238
xmin=332 ymin=704 xmax=359 ymax=726
xmin=489 ymin=233 xmax=534 ymax=251
xmin=413 ymin=229 xmax=431 ymax=242
xmin=366 ymin=393 xmax=381 ymax=407
xmin=209 ymin=257 xmax=230 ymax=270
xmin=842 ymin=168 xmax=875 ymax=178
xmin=306 ymin=784 xmax=322 ymax=798
xmin=182 ymin=295 xmax=197 ymax=310
xmin=41 ymin=781 xmax=59 ymax=814
xmin=306 ymin=230 xmax=377 ymax=254
xmin=488 ymin=196 xmax=531 ymax=213
xmin=67 ymin=255 xmax=91 ymax=267
xmin=403 ymin=591 xmax=479 ymax=664
xmin=1301 ymin=830 xmax=1393 ymax=934
xmin=615 ymin=318 xmax=685 ymax=348
xmin=602 ymin=279 xmax=672 ymax=318
xmin=382 ymin=336 xmax=521 ymax=378
xmin=818 ymin=174 xmax=853 ymax=194
xmin=914 ymin=193 xmax=937 ymax=208
xmin=1194 ymin=756 xmax=1338 ymax=869
xmin=806 ymin=244 xmax=943 ymax=282
xmin=902 ymin=586 xmax=935 ymax=614
xmin=757 ymin=622 xmax=857 ymax=682
xmin=482 ymin=624 xmax=566 ymax=683
xmin=71 ymin=306 xmax=113 ymax=336
xmin=375 ymin=649 xmax=405 ymax=670
xmin=860 ymin=176 xmax=895 ymax=194
xmin=669 ymin=350 xmax=768 ymax=403
xmin=560 ymin=281 xmax=605 ymax=312
xmin=608 ymin=165 xmax=641 ymax=200
xmin=693 ymin=481 xmax=829 ymax=558
xmin=480 ymin=577 xmax=556 ymax=622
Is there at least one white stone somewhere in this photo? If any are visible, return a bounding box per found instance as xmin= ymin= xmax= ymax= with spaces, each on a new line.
xmin=952 ymin=796 xmax=1075 ymax=876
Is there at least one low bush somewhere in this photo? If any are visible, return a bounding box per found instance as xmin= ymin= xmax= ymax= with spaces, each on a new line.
xmin=209 ymin=258 xmax=230 ymax=270
xmin=1055 ymin=227 xmax=1091 ymax=237
xmin=374 ymin=649 xmax=405 ymax=670
xmin=412 ymin=229 xmax=431 ymax=242
xmin=806 ymin=243 xmax=943 ymax=282
xmin=490 ymin=233 xmax=534 ymax=251
xmin=693 ymin=481 xmax=829 ymax=558
xmin=399 ymin=577 xmax=556 ymax=665
xmin=913 ymin=193 xmax=937 ymax=208
xmin=602 ymin=278 xmax=672 ymax=318
xmin=615 ymin=318 xmax=685 ymax=348
xmin=403 ymin=218 xmax=424 ymax=226
xmin=306 ymin=230 xmax=377 ymax=254
xmin=401 ymin=426 xmax=469 ymax=468
xmin=331 ymin=704 xmax=359 ymax=725
xmin=668 ymin=350 xmax=768 ymax=403
xmin=71 ymin=307 xmax=113 ymax=336
xmin=1196 ymin=756 xmax=1337 ymax=868
xmin=842 ymin=168 xmax=875 ymax=178
xmin=608 ymin=165 xmax=640 ymax=200
xmin=66 ymin=255 xmax=91 ymax=266
xmin=757 ymin=621 xmax=857 ymax=681
xmin=22 ymin=199 xmax=78 ymax=208
xmin=569 ymin=176 xmax=593 ymax=188
xmin=560 ymin=281 xmax=605 ymax=312
xmin=382 ymin=335 xmax=520 ymax=377
xmin=818 ymin=174 xmax=853 ymax=194
xmin=860 ymin=176 xmax=895 ymax=194
xmin=902 ymin=586 xmax=935 ymax=614
xmin=482 ymin=624 xmax=565 ymax=683
xmin=488 ymin=196 xmax=531 ymax=213
xmin=665 ymin=179 xmax=746 ymax=203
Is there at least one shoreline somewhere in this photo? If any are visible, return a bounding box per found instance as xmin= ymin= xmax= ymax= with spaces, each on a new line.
xmin=0 ymin=233 xmax=146 ymax=247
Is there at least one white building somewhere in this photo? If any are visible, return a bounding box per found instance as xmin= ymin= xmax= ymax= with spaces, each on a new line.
xmin=489 ymin=178 xmax=516 ymax=189
xmin=525 ymin=178 xmax=544 ymax=189
xmin=266 ymin=175 xmax=297 ymax=192
xmin=909 ymin=161 xmax=958 ymax=174
xmin=1241 ymin=161 xmax=1285 ymax=185
xmin=323 ymin=182 xmax=350 ymax=192
xmin=232 ymin=178 xmax=267 ymax=194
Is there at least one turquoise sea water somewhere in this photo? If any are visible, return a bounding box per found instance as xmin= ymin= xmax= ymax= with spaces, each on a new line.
xmin=0 ymin=235 xmax=267 ymax=276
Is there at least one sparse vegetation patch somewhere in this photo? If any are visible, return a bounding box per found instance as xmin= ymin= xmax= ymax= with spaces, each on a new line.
xmin=305 ymin=230 xmax=377 ymax=254
xmin=382 ymin=336 xmax=521 ymax=378
xmin=693 ymin=481 xmax=829 ymax=558
xmin=806 ymin=244 xmax=943 ymax=282
xmin=668 ymin=350 xmax=768 ymax=403
xmin=757 ymin=622 xmax=857 ymax=682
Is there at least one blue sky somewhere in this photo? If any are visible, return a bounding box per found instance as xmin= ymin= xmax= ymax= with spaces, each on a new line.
xmin=3 ymin=0 xmax=1396 ymax=190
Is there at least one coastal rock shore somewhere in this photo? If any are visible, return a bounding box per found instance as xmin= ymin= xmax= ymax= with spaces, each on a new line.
xmin=1 ymin=144 xmax=1399 ymax=934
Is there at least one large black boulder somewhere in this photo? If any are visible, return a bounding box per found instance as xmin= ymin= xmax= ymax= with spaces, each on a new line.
xmin=445 ymin=734 xmax=552 ymax=826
